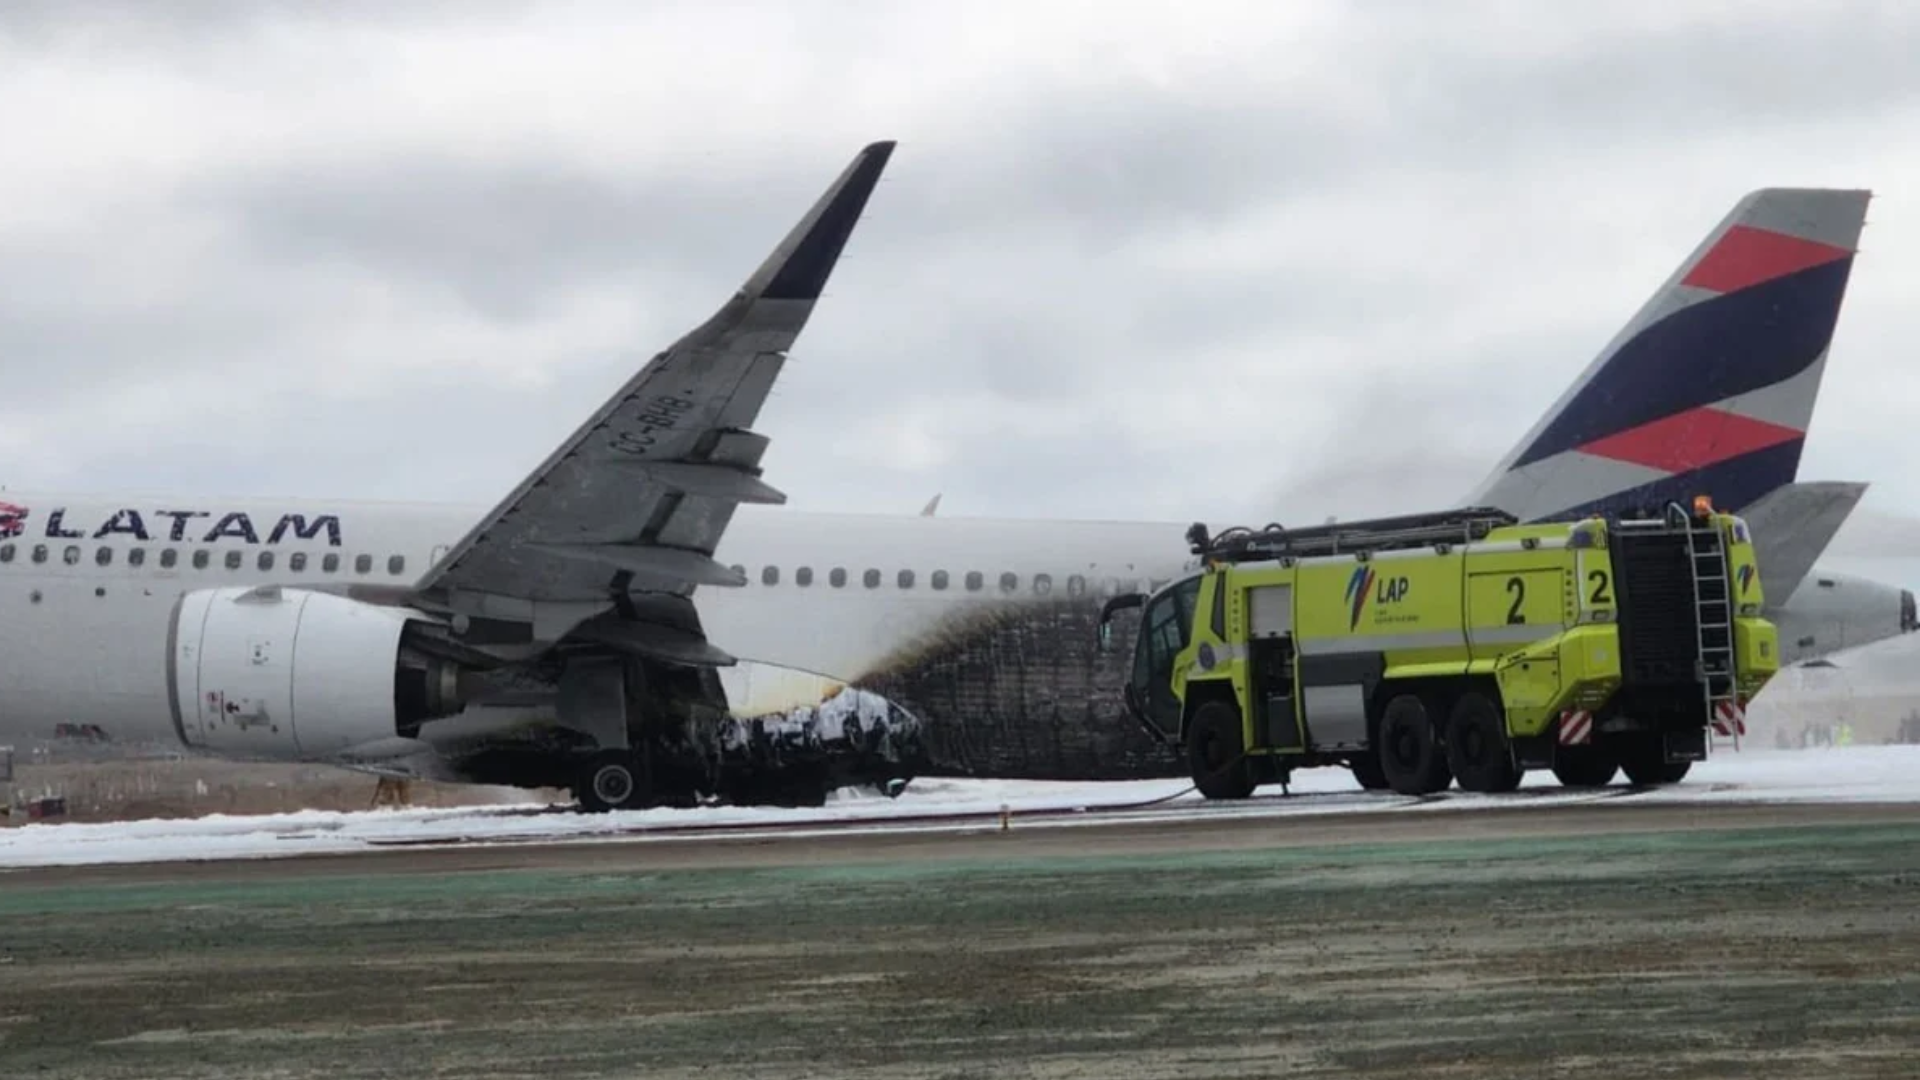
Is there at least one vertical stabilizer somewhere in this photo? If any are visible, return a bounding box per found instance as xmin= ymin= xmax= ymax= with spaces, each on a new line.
xmin=1469 ymin=188 xmax=1870 ymax=521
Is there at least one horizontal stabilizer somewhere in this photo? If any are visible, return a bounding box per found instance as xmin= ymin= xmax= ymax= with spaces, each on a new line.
xmin=1738 ymin=480 xmax=1867 ymax=605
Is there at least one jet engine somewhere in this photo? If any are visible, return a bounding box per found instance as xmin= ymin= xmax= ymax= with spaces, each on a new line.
xmin=1773 ymin=571 xmax=1920 ymax=665
xmin=168 ymin=586 xmax=466 ymax=759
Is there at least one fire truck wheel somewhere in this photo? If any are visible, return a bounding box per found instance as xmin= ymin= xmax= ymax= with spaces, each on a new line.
xmin=1187 ymin=700 xmax=1256 ymax=800
xmin=1551 ymin=747 xmax=1618 ymax=788
xmin=1620 ymin=738 xmax=1692 ymax=786
xmin=1349 ymin=754 xmax=1391 ymax=791
xmin=1377 ymin=694 xmax=1449 ymax=795
xmin=1445 ymin=691 xmax=1520 ymax=794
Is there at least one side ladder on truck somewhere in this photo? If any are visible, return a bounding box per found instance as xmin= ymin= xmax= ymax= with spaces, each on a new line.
xmin=1686 ymin=509 xmax=1742 ymax=747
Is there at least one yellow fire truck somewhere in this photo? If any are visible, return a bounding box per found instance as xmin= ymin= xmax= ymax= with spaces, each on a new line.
xmin=1100 ymin=501 xmax=1778 ymax=797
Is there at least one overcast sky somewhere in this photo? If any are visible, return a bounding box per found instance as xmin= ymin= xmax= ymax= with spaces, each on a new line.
xmin=5 ymin=0 xmax=1920 ymax=556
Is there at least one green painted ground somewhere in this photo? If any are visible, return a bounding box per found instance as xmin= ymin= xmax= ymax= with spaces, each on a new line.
xmin=2 ymin=822 xmax=1917 ymax=1078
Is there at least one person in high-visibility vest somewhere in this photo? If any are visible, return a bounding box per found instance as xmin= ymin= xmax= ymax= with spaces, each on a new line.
xmin=1837 ymin=723 xmax=1855 ymax=748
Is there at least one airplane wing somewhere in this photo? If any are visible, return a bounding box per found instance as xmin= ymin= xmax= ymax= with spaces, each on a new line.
xmin=410 ymin=141 xmax=896 ymax=649
xmin=1740 ymin=480 xmax=1868 ymax=605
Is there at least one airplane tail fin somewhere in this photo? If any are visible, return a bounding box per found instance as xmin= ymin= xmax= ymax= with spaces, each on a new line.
xmin=1738 ymin=481 xmax=1868 ymax=605
xmin=1468 ymin=188 xmax=1871 ymax=521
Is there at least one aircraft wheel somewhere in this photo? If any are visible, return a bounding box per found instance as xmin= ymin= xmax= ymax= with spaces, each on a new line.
xmin=1187 ymin=700 xmax=1256 ymax=800
xmin=1445 ymin=691 xmax=1520 ymax=794
xmin=576 ymin=751 xmax=648 ymax=813
xmin=1377 ymin=694 xmax=1450 ymax=795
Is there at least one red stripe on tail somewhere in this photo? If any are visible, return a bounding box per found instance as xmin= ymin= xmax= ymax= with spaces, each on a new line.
xmin=1577 ymin=406 xmax=1802 ymax=474
xmin=1682 ymin=225 xmax=1850 ymax=294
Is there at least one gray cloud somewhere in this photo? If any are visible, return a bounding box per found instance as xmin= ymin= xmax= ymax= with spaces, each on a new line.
xmin=2 ymin=0 xmax=1920 ymax=536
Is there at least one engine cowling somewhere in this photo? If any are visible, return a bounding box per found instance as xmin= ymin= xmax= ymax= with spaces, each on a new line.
xmin=168 ymin=587 xmax=464 ymax=759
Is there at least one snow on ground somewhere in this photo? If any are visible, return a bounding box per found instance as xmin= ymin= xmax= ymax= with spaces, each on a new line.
xmin=3 ymin=745 xmax=1917 ymax=870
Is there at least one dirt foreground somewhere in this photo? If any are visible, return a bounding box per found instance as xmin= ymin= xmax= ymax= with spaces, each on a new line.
xmin=1 ymin=802 xmax=1916 ymax=1078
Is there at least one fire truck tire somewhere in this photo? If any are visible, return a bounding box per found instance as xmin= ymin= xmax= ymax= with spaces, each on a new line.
xmin=1349 ymin=754 xmax=1391 ymax=791
xmin=1445 ymin=691 xmax=1521 ymax=794
xmin=1377 ymin=693 xmax=1450 ymax=795
xmin=1187 ymin=700 xmax=1256 ymax=800
xmin=1551 ymin=747 xmax=1618 ymax=788
xmin=1621 ymin=738 xmax=1692 ymax=786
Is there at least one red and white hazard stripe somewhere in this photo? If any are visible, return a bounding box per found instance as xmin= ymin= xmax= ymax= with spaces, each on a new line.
xmin=1558 ymin=709 xmax=1592 ymax=746
xmin=1711 ymin=699 xmax=1747 ymax=737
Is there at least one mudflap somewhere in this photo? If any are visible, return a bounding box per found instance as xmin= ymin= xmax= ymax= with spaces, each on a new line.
xmin=1666 ymin=728 xmax=1708 ymax=763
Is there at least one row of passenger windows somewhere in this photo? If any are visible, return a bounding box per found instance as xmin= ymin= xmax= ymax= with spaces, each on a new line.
xmin=0 ymin=544 xmax=407 ymax=576
xmin=736 ymin=566 xmax=1137 ymax=597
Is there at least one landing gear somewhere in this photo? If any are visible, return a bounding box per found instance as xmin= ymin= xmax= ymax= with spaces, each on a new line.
xmin=1377 ymin=694 xmax=1451 ymax=795
xmin=1445 ymin=691 xmax=1521 ymax=794
xmin=575 ymin=751 xmax=649 ymax=813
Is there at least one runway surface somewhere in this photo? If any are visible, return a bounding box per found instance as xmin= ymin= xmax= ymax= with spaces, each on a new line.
xmin=2 ymin=744 xmax=1915 ymax=869
xmin=4 ymin=799 xmax=1916 ymax=1078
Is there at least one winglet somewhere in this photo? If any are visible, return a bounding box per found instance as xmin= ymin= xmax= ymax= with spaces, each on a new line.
xmin=742 ymin=140 xmax=897 ymax=303
xmin=920 ymin=494 xmax=941 ymax=517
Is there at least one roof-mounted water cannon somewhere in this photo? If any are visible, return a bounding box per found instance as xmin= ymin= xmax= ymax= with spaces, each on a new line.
xmin=1186 ymin=522 xmax=1211 ymax=556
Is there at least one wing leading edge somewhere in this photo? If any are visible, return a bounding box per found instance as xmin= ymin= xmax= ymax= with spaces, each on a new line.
xmin=412 ymin=141 xmax=897 ymax=645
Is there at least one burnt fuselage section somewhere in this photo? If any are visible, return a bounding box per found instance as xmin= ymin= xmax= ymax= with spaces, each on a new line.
xmin=861 ymin=598 xmax=1183 ymax=781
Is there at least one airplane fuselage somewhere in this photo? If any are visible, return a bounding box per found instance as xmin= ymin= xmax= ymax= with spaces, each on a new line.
xmin=0 ymin=491 xmax=1904 ymax=784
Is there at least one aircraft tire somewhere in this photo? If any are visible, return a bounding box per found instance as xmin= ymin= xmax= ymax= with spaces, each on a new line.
xmin=576 ymin=751 xmax=649 ymax=813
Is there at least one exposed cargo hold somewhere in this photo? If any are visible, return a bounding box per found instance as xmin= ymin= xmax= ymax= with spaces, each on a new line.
xmin=1099 ymin=500 xmax=1778 ymax=797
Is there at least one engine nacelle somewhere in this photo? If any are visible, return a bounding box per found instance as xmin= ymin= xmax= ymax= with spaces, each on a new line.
xmin=169 ymin=587 xmax=463 ymax=760
xmin=1772 ymin=571 xmax=1919 ymax=666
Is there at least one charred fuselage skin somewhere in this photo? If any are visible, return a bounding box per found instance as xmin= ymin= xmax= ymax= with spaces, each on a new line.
xmin=860 ymin=599 xmax=1182 ymax=781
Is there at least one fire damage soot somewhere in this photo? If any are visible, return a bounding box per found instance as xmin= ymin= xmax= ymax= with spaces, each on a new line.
xmin=860 ymin=599 xmax=1184 ymax=781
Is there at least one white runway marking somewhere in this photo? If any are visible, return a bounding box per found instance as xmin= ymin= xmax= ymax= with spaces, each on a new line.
xmin=2 ymin=745 xmax=1916 ymax=869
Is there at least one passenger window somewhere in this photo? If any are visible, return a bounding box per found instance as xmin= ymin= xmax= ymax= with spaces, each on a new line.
xmin=965 ymin=571 xmax=983 ymax=592
xmin=1068 ymin=574 xmax=1086 ymax=598
xmin=258 ymin=551 xmax=274 ymax=571
xmin=31 ymin=545 xmax=47 ymax=564
xmin=388 ymin=554 xmax=405 ymax=575
xmin=762 ymin=565 xmax=779 ymax=586
xmin=160 ymin=549 xmax=177 ymax=569
xmin=0 ymin=544 xmax=12 ymax=563
xmin=128 ymin=548 xmax=146 ymax=568
xmin=192 ymin=550 xmax=210 ymax=570
xmin=225 ymin=550 xmax=243 ymax=570
xmin=354 ymin=554 xmax=372 ymax=574
xmin=829 ymin=567 xmax=847 ymax=588
xmin=95 ymin=546 xmax=112 ymax=567
xmin=1034 ymin=573 xmax=1053 ymax=596
xmin=863 ymin=569 xmax=881 ymax=589
xmin=63 ymin=545 xmax=80 ymax=565
xmin=795 ymin=566 xmax=813 ymax=587
xmin=322 ymin=553 xmax=340 ymax=573
xmin=290 ymin=552 xmax=307 ymax=572
xmin=931 ymin=570 xmax=949 ymax=591
xmin=999 ymin=572 xmax=1018 ymax=593
xmin=897 ymin=569 xmax=915 ymax=589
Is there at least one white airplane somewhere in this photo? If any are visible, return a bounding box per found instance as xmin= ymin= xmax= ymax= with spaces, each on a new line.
xmin=0 ymin=144 xmax=1906 ymax=810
